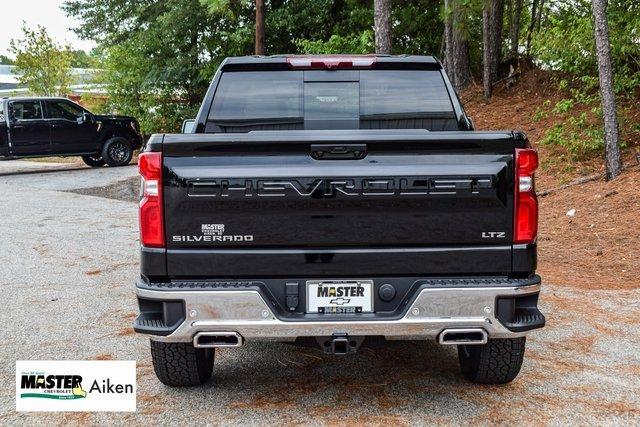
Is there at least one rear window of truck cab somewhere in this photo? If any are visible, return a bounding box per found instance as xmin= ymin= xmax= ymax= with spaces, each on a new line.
xmin=206 ymin=70 xmax=458 ymax=132
xmin=10 ymin=100 xmax=44 ymax=120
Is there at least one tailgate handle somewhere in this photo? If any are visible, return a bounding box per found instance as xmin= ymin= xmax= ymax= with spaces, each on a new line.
xmin=310 ymin=144 xmax=367 ymax=160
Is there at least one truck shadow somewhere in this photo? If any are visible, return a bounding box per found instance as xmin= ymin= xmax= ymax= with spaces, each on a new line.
xmin=192 ymin=339 xmax=482 ymax=417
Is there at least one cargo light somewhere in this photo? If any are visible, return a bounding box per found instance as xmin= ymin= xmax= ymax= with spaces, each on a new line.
xmin=286 ymin=56 xmax=376 ymax=70
xmin=138 ymin=151 xmax=164 ymax=248
xmin=514 ymin=148 xmax=539 ymax=244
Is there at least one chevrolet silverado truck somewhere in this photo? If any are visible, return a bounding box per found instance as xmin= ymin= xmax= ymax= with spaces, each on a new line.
xmin=0 ymin=97 xmax=142 ymax=167
xmin=133 ymin=55 xmax=545 ymax=386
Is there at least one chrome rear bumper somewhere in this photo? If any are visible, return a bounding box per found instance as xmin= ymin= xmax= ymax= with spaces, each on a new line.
xmin=135 ymin=283 xmax=542 ymax=343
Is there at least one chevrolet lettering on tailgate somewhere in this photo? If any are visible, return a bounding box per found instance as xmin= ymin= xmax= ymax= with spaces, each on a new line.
xmin=187 ymin=177 xmax=494 ymax=197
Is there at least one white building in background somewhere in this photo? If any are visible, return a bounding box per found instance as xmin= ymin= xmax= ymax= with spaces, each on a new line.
xmin=0 ymin=65 xmax=103 ymax=98
xmin=0 ymin=65 xmax=20 ymax=92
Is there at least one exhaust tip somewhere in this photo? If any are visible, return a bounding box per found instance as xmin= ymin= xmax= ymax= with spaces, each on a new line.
xmin=438 ymin=328 xmax=488 ymax=345
xmin=194 ymin=332 xmax=244 ymax=348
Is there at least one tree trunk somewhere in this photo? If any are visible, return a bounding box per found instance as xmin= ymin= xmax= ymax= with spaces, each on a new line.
xmin=493 ymin=0 xmax=504 ymax=69
xmin=453 ymin=1 xmax=470 ymax=90
xmin=591 ymin=0 xmax=622 ymax=180
xmin=374 ymin=0 xmax=392 ymax=54
xmin=443 ymin=0 xmax=455 ymax=87
xmin=536 ymin=0 xmax=545 ymax=31
xmin=440 ymin=25 xmax=448 ymax=71
xmin=483 ymin=0 xmax=502 ymax=97
xmin=444 ymin=0 xmax=470 ymax=91
xmin=509 ymin=0 xmax=522 ymax=61
xmin=525 ymin=0 xmax=538 ymax=55
xmin=482 ymin=0 xmax=493 ymax=98
xmin=255 ymin=0 xmax=265 ymax=55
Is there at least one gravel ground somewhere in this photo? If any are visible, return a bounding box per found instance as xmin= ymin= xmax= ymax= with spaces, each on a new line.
xmin=1 ymin=167 xmax=639 ymax=425
xmin=0 ymin=159 xmax=83 ymax=175
xmin=0 ymin=163 xmax=137 ymax=191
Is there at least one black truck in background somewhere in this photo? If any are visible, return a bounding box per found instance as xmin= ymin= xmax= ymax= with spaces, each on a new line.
xmin=134 ymin=55 xmax=545 ymax=387
xmin=0 ymin=97 xmax=142 ymax=167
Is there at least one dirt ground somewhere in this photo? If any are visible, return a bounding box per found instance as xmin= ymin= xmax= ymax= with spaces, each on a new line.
xmin=463 ymin=70 xmax=640 ymax=291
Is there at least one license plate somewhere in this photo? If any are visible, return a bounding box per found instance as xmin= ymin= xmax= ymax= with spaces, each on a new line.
xmin=306 ymin=280 xmax=374 ymax=314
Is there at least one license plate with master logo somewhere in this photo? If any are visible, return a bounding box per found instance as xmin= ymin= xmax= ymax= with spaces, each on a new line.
xmin=306 ymin=280 xmax=374 ymax=314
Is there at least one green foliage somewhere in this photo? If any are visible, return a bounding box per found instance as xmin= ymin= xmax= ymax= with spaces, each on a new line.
xmin=540 ymin=114 xmax=605 ymax=158
xmin=531 ymin=0 xmax=640 ymax=95
xmin=98 ymin=35 xmax=202 ymax=135
xmin=70 ymin=50 xmax=98 ymax=68
xmin=297 ymin=31 xmax=373 ymax=54
xmin=552 ymin=98 xmax=574 ymax=114
xmin=533 ymin=100 xmax=551 ymax=121
xmin=0 ymin=54 xmax=14 ymax=65
xmin=65 ymin=0 xmax=247 ymax=133
xmin=8 ymin=25 xmax=74 ymax=96
xmin=79 ymin=93 xmax=108 ymax=115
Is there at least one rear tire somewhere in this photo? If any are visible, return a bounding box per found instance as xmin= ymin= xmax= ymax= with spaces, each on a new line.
xmin=150 ymin=340 xmax=214 ymax=387
xmin=81 ymin=155 xmax=105 ymax=167
xmin=101 ymin=137 xmax=133 ymax=167
xmin=457 ymin=337 xmax=526 ymax=384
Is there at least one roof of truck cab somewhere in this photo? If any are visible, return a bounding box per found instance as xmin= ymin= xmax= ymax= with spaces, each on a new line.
xmin=224 ymin=54 xmax=438 ymax=64
xmin=2 ymin=96 xmax=72 ymax=101
xmin=219 ymin=54 xmax=442 ymax=71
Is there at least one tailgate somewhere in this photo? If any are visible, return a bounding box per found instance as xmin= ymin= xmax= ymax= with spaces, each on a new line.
xmin=162 ymin=130 xmax=517 ymax=278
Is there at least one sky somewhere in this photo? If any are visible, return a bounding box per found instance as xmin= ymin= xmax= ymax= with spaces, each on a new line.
xmin=0 ymin=0 xmax=95 ymax=57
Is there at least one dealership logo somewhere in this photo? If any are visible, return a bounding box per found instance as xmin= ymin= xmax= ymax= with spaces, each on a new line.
xmin=20 ymin=374 xmax=87 ymax=400
xmin=329 ymin=297 xmax=351 ymax=305
xmin=201 ymin=224 xmax=225 ymax=236
xmin=16 ymin=361 xmax=136 ymax=412
xmin=317 ymin=286 xmax=365 ymax=298
xmin=172 ymin=223 xmax=254 ymax=244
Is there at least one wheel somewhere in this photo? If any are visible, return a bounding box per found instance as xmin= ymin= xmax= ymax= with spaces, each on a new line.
xmin=81 ymin=154 xmax=105 ymax=167
xmin=457 ymin=337 xmax=526 ymax=384
xmin=150 ymin=340 xmax=214 ymax=387
xmin=101 ymin=137 xmax=133 ymax=167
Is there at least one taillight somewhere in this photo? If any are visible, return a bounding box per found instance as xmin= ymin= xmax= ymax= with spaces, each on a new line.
xmin=514 ymin=148 xmax=538 ymax=244
xmin=286 ymin=56 xmax=376 ymax=70
xmin=138 ymin=152 xmax=164 ymax=247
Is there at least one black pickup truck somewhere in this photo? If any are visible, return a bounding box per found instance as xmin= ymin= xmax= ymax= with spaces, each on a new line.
xmin=134 ymin=55 xmax=545 ymax=386
xmin=0 ymin=97 xmax=142 ymax=166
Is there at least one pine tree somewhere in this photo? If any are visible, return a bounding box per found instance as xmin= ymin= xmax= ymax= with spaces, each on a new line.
xmin=591 ymin=0 xmax=622 ymax=180
xmin=374 ymin=0 xmax=392 ymax=54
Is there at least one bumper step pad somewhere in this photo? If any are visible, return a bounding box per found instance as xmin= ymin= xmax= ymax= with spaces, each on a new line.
xmin=133 ymin=299 xmax=186 ymax=336
xmin=496 ymin=291 xmax=545 ymax=332
xmin=502 ymin=309 xmax=546 ymax=332
xmin=133 ymin=313 xmax=169 ymax=334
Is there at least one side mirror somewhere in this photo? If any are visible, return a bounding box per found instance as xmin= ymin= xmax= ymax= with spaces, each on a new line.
xmin=181 ymin=119 xmax=196 ymax=133
xmin=78 ymin=112 xmax=92 ymax=124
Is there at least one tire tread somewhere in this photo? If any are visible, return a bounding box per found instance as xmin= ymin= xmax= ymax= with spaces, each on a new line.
xmin=458 ymin=337 xmax=526 ymax=384
xmin=150 ymin=340 xmax=214 ymax=387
